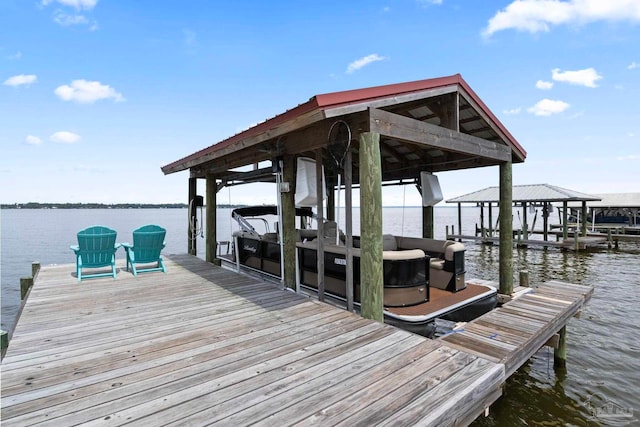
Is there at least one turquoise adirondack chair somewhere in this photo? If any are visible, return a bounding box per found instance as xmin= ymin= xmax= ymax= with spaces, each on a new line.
xmin=122 ymin=225 xmax=167 ymax=276
xmin=70 ymin=226 xmax=121 ymax=282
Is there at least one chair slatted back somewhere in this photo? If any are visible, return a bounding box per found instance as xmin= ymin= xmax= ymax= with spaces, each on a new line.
xmin=132 ymin=225 xmax=166 ymax=263
xmin=77 ymin=226 xmax=118 ymax=267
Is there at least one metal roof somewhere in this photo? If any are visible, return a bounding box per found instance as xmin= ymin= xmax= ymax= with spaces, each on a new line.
xmin=446 ymin=184 xmax=601 ymax=203
xmin=566 ymin=193 xmax=640 ymax=208
xmin=161 ymin=74 xmax=527 ymax=178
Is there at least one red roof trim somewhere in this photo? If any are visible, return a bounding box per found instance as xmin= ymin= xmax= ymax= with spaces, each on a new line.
xmin=162 ymin=74 xmax=525 ymax=173
xmin=313 ymin=74 xmax=462 ymax=109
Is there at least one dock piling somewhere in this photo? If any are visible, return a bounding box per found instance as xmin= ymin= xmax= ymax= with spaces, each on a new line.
xmin=554 ymin=326 xmax=567 ymax=367
xmin=519 ymin=270 xmax=529 ymax=287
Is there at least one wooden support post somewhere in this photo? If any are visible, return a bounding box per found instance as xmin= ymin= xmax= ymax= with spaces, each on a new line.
xmin=519 ymin=270 xmax=529 ymax=287
xmin=188 ymin=177 xmax=197 ymax=256
xmin=522 ymin=202 xmax=529 ymax=240
xmin=359 ymin=131 xmax=383 ymax=322
xmin=315 ymin=149 xmax=325 ymax=301
xmin=422 ymin=206 xmax=434 ymax=239
xmin=480 ymin=202 xmax=485 ymax=237
xmin=457 ymin=203 xmax=462 ymax=241
xmin=20 ymin=277 xmax=33 ymax=300
xmin=326 ymin=174 xmax=336 ymax=222
xmin=344 ymin=149 xmax=354 ymax=312
xmin=581 ymin=201 xmax=588 ymax=237
xmin=554 ymin=326 xmax=567 ymax=366
xmin=488 ymin=203 xmax=493 ymax=238
xmin=0 ymin=330 xmax=7 ymax=353
xmin=499 ymin=161 xmax=513 ymax=296
xmin=282 ymin=154 xmax=297 ymax=290
xmin=205 ymin=176 xmax=218 ymax=264
xmin=543 ymin=202 xmax=549 ymax=242
xmin=562 ymin=201 xmax=568 ymax=241
xmin=32 ymin=262 xmax=40 ymax=279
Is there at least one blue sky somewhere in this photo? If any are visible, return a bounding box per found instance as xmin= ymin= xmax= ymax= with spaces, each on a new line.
xmin=1 ymin=0 xmax=639 ymax=206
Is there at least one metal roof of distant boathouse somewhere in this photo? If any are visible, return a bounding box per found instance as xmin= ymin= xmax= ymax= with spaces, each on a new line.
xmin=566 ymin=192 xmax=640 ymax=208
xmin=447 ymin=184 xmax=601 ymax=204
xmin=161 ymin=74 xmax=527 ymax=181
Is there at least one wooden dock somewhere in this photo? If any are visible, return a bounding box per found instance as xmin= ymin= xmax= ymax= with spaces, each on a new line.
xmin=448 ymin=234 xmax=608 ymax=250
xmin=440 ymin=279 xmax=593 ymax=377
xmin=1 ymin=255 xmax=593 ymax=426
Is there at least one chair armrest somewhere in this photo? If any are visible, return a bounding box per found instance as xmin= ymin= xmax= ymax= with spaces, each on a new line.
xmin=70 ymin=245 xmax=79 ymax=253
xmin=115 ymin=243 xmax=122 ymax=249
xmin=121 ymin=243 xmax=132 ymax=250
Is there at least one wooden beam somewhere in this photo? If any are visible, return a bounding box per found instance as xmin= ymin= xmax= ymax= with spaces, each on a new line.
xmin=499 ymin=161 xmax=513 ymax=295
xmin=344 ymin=148 xmax=354 ymax=312
xmin=316 ymin=149 xmax=325 ymax=302
xmin=190 ymin=114 xmax=369 ymax=178
xmin=554 ymin=326 xmax=567 ymax=366
xmin=359 ymin=132 xmax=383 ymax=322
xmin=163 ymin=109 xmax=326 ymax=174
xmin=368 ymin=108 xmax=511 ymax=162
xmin=458 ymin=87 xmax=524 ymax=162
xmin=281 ymin=154 xmax=297 ymax=290
xmin=205 ymin=176 xmax=217 ymax=263
xmin=323 ymin=86 xmax=458 ymax=118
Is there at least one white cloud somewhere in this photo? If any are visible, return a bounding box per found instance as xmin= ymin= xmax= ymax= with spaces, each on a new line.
xmin=53 ymin=11 xmax=89 ymax=26
xmin=628 ymin=61 xmax=640 ymax=70
xmin=24 ymin=135 xmax=42 ymax=145
xmin=6 ymin=51 xmax=22 ymax=60
xmin=50 ymin=131 xmax=81 ymax=144
xmin=503 ymin=107 xmax=522 ymax=115
xmin=483 ymin=0 xmax=640 ymax=37
xmin=54 ymin=79 xmax=125 ymax=103
xmin=536 ymin=80 xmax=554 ymax=90
xmin=346 ymin=54 xmax=386 ymax=74
xmin=527 ymin=99 xmax=570 ymax=116
xmin=417 ymin=0 xmax=443 ymax=6
xmin=551 ymin=67 xmax=602 ymax=87
xmin=3 ymin=74 xmax=37 ymax=87
xmin=42 ymin=0 xmax=98 ymax=10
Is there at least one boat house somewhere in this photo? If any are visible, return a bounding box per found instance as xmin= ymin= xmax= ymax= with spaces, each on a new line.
xmin=162 ymin=74 xmax=527 ymax=320
xmin=447 ymin=183 xmax=602 ymax=242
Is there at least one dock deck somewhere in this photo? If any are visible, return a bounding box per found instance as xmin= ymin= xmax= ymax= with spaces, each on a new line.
xmin=448 ymin=234 xmax=608 ymax=249
xmin=1 ymin=255 xmax=592 ymax=426
xmin=440 ymin=279 xmax=593 ymax=377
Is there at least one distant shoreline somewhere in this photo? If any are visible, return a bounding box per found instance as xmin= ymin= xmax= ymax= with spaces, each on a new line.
xmin=1 ymin=203 xmax=457 ymax=210
xmin=0 ymin=203 xmax=242 ymax=209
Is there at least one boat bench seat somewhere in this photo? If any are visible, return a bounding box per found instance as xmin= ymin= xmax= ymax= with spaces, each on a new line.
xmin=296 ymin=239 xmax=426 ymax=261
xmin=395 ymin=236 xmax=464 ymax=263
xmin=232 ymin=230 xmax=279 ymax=242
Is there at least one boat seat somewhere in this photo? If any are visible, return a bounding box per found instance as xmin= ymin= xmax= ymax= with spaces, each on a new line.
xmin=430 ymin=259 xmax=445 ymax=270
xmin=261 ymin=232 xmax=279 ymax=242
xmin=383 ymin=249 xmax=425 ymax=260
xmin=383 ymin=234 xmax=397 ymax=251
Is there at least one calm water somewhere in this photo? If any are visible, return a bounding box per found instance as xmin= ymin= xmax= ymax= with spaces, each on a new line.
xmin=1 ymin=207 xmax=638 ymax=426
